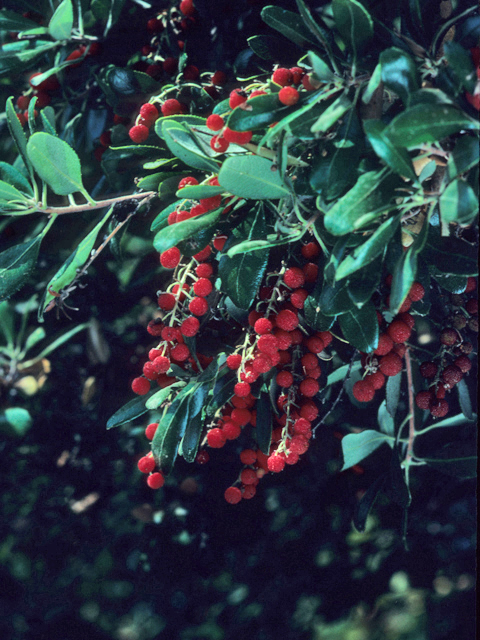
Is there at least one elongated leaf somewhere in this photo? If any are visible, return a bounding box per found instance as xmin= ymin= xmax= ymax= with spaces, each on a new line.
xmin=161 ymin=121 xmax=220 ymax=172
xmin=218 ymin=155 xmax=290 ymax=200
xmin=227 ymin=92 xmax=298 ymax=132
xmin=456 ymin=379 xmax=473 ymax=422
xmin=261 ymin=5 xmax=318 ymax=48
xmin=444 ymin=41 xmax=477 ymax=94
xmin=319 ymin=279 xmax=354 ymax=316
xmin=353 ymin=473 xmax=387 ymax=531
xmin=379 ymin=48 xmax=419 ymax=104
xmin=326 ymin=361 xmax=361 ymax=387
xmin=256 ymin=392 xmax=273 ymax=455
xmin=311 ymin=93 xmax=351 ymax=133
xmin=384 ymin=104 xmax=479 ymax=147
xmin=423 ymin=442 xmax=477 ymax=479
xmin=336 ymin=216 xmax=399 ymax=280
xmin=218 ymin=207 xmax=269 ymax=309
xmin=145 ymin=384 xmax=183 ymax=410
xmin=0 ymin=236 xmax=42 ymax=301
xmin=332 ymin=0 xmax=373 ymax=53
xmin=27 ymin=132 xmax=85 ymax=196
xmin=423 ymin=233 xmax=478 ymax=276
xmin=23 ymin=322 xmax=89 ymax=363
xmin=364 ymin=120 xmax=418 ymax=184
xmin=346 ymin=256 xmax=383 ymax=308
xmin=324 ymin=170 xmax=393 ymax=235
xmin=0 ymin=180 xmax=30 ymax=206
xmin=362 ymin=62 xmax=382 ymax=104
xmin=339 ymin=302 xmax=379 ymax=352
xmin=180 ymin=412 xmax=204 ymax=463
xmin=48 ymin=0 xmax=73 ymax=40
xmin=0 ymin=161 xmax=33 ymax=195
xmin=439 ymin=179 xmax=478 ymax=226
xmin=386 ymin=372 xmax=402 ymax=418
xmin=5 ymin=97 xmax=32 ymax=174
xmin=107 ymin=388 xmax=159 ymax=429
xmin=377 ymin=400 xmax=395 ymax=436
xmin=389 ymin=246 xmax=416 ymax=315
xmin=0 ymin=10 xmax=41 ymax=31
xmin=0 ymin=42 xmax=57 ymax=78
xmin=308 ymin=50 xmax=335 ymax=83
xmin=247 ymin=34 xmax=286 ymax=61
xmin=303 ymin=297 xmax=336 ymax=331
xmin=446 ymin=135 xmax=479 ymax=181
xmin=341 ymin=430 xmax=393 ymax=471
xmin=176 ymin=184 xmax=224 ymax=199
xmin=153 ymin=209 xmax=221 ymax=254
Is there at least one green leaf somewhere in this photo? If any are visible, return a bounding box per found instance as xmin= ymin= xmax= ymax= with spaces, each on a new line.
xmin=154 ymin=115 xmax=206 ymax=140
xmin=247 ymin=34 xmax=286 ymax=61
xmin=5 ymin=97 xmax=32 ymax=175
xmin=288 ymin=98 xmax=337 ymax=140
xmin=335 ymin=216 xmax=399 ymax=280
xmin=386 ymin=372 xmax=402 ymax=418
xmin=303 ymin=297 xmax=336 ymax=331
xmin=180 ymin=412 xmax=204 ymax=463
xmin=260 ymin=5 xmax=319 ymax=48
xmin=0 ymin=300 xmax=15 ymax=346
xmin=384 ymin=104 xmax=479 ymax=148
xmin=218 ymin=205 xmax=269 ymax=309
xmin=339 ymin=302 xmax=379 ymax=352
xmin=39 ymin=207 xmax=115 ymax=318
xmin=23 ymin=326 xmax=46 ymax=353
xmin=362 ymin=62 xmax=382 ymax=104
xmin=377 ymin=400 xmax=395 ymax=436
xmin=353 ymin=473 xmax=386 ymax=532
xmin=0 ymin=236 xmax=42 ymax=301
xmin=175 ymin=184 xmax=224 ymax=199
xmin=423 ymin=442 xmax=476 ymax=479
xmin=310 ymin=93 xmax=351 ymax=133
xmin=440 ymin=179 xmax=478 ymax=226
xmin=40 ymin=106 xmax=57 ymax=136
xmin=161 ymin=121 xmax=220 ymax=172
xmin=0 ymin=180 xmax=31 ymax=209
xmin=0 ymin=162 xmax=33 ymax=196
xmin=346 ymin=255 xmax=383 ymax=308
xmin=107 ymin=388 xmax=159 ymax=429
xmin=323 ymin=170 xmax=393 ymax=235
xmin=0 ymin=407 xmax=33 ymax=437
xmin=0 ymin=42 xmax=57 ymax=78
xmin=318 ymin=279 xmax=355 ymax=316
xmin=332 ymin=0 xmax=373 ymax=54
xmin=145 ymin=385 xmax=182 ymax=411
xmin=150 ymin=201 xmax=182 ymax=232
xmin=430 ymin=269 xmax=467 ymax=293
xmin=297 ymin=1 xmax=338 ymax=62
xmin=26 ymin=132 xmax=86 ymax=196
xmin=341 ymin=430 xmax=393 ymax=471
xmin=364 ymin=120 xmax=418 ymax=184
xmin=456 ymin=378 xmax=473 ymax=422
xmin=152 ymin=397 xmax=190 ymax=475
xmin=389 ymin=246 xmax=416 ymax=315
xmin=446 ymin=135 xmax=479 ymax=181
xmin=444 ymin=41 xmax=477 ymax=94
xmin=326 ymin=361 xmax=362 ymax=387
xmin=22 ymin=322 xmax=89 ymax=363
xmin=0 ymin=10 xmax=41 ymax=31
xmin=226 ymin=92 xmax=298 ymax=132
xmin=379 ymin=48 xmax=419 ymax=104
xmin=153 ymin=209 xmax=222 ymax=254
xmin=422 ymin=231 xmax=478 ymax=276
xmin=308 ymin=50 xmax=335 ymax=83
xmin=48 ymin=0 xmax=73 ymax=40
xmin=218 ymin=155 xmax=290 ymax=200
xmin=256 ymin=392 xmax=273 ymax=455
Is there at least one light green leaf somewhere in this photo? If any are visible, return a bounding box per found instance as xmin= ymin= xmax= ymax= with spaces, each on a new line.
xmin=153 ymin=209 xmax=222 ymax=254
xmin=379 ymin=47 xmax=419 ymax=104
xmin=0 ymin=180 xmax=30 ymax=206
xmin=0 ymin=407 xmax=33 ymax=437
xmin=146 ymin=384 xmax=184 ymax=410
xmin=364 ymin=119 xmax=418 ymax=183
xmin=107 ymin=389 xmax=159 ymax=429
xmin=49 ymin=0 xmax=74 ymax=40
xmin=440 ymin=179 xmax=478 ymax=226
xmin=218 ymin=155 xmax=290 ymax=200
xmin=0 ymin=162 xmax=33 ymax=195
xmin=176 ymin=184 xmax=224 ymax=199
xmin=5 ymin=97 xmax=32 ymax=175
xmin=341 ymin=430 xmax=393 ymax=471
xmin=308 ymin=50 xmax=335 ymax=83
xmin=311 ymin=92 xmax=351 ymax=133
xmin=27 ymin=132 xmax=85 ymax=196
xmin=161 ymin=121 xmax=220 ymax=172
xmin=377 ymin=400 xmax=395 ymax=436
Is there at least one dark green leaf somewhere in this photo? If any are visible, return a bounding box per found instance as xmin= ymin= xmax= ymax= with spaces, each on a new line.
xmin=260 ymin=5 xmax=318 ymax=48
xmin=151 ymin=395 xmax=190 ymax=475
xmin=341 ymin=430 xmax=393 ymax=471
xmin=137 ymin=171 xmax=185 ymax=192
xmin=247 ymin=34 xmax=286 ymax=61
xmin=180 ymin=412 xmax=204 ymax=463
xmin=389 ymin=246 xmax=417 ymax=315
xmin=346 ymin=255 xmax=383 ymax=308
xmin=297 ymin=2 xmax=338 ymax=62
xmin=303 ymin=297 xmax=336 ymax=330
xmin=384 ymin=104 xmax=479 ymax=147
xmin=319 ymin=279 xmax=355 ymax=316
xmin=218 ymin=206 xmax=269 ymax=309
xmin=339 ymin=302 xmax=379 ymax=352
xmin=145 ymin=385 xmax=182 ymax=411
xmin=107 ymin=388 xmax=158 ymax=429
xmin=26 ymin=132 xmax=86 ymax=196
xmin=48 ymin=0 xmax=73 ymax=40
xmin=207 ymin=375 xmax=236 ymax=415
xmin=218 ymin=155 xmax=290 ymax=200
xmin=336 ymin=216 xmax=399 ymax=280
xmin=444 ymin=41 xmax=477 ymax=94
xmin=227 ymin=92 xmax=298 ymax=132
xmin=386 ymin=372 xmax=402 ymax=418
xmin=154 ymin=115 xmax=206 ymax=140
xmin=0 ymin=161 xmax=33 ymax=195
xmin=161 ymin=121 xmax=220 ymax=172
xmin=256 ymin=392 xmax=273 ymax=455
xmin=379 ymin=47 xmax=419 ymax=104
xmin=0 ymin=236 xmax=42 ymax=301
xmin=0 ymin=10 xmax=41 ymax=31
xmin=0 ymin=42 xmax=57 ymax=78
xmin=440 ymin=179 xmax=478 ymax=226
xmin=446 ymin=135 xmax=479 ymax=181
xmin=430 ymin=269 xmax=467 ymax=294
xmin=423 ymin=442 xmax=477 ymax=479
xmin=422 ymin=231 xmax=478 ymax=276
xmin=364 ymin=119 xmax=418 ymax=183
xmin=456 ymin=378 xmax=473 ymax=422
xmin=332 ymin=0 xmax=373 ymax=54
xmin=5 ymin=97 xmax=32 ymax=175
xmin=153 ymin=209 xmax=221 ymax=254
xmin=150 ymin=201 xmax=182 ymax=232
xmin=353 ymin=473 xmax=386 ymax=531
xmin=388 ymin=446 xmax=410 ymax=507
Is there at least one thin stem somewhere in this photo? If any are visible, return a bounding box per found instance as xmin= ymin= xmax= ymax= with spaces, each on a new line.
xmin=404 ymin=348 xmax=416 ymax=461
xmin=35 ymin=191 xmax=156 ymax=216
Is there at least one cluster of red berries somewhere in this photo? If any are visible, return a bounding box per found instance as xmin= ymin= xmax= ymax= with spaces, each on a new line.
xmin=137 ymin=422 xmax=166 ymax=489
xmin=415 ymin=277 xmax=477 ymax=417
xmin=353 ymin=278 xmax=426 ymax=403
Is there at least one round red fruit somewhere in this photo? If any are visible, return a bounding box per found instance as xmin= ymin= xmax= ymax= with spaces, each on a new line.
xmin=224 ymin=486 xmax=242 ymax=504
xmin=441 ymin=364 xmax=463 ymax=388
xmin=352 ymin=379 xmax=375 ymax=402
xmin=419 ymin=361 xmax=438 ymax=379
xmin=161 ymin=99 xmax=183 ymax=116
xmin=206 ymin=114 xmax=224 ymax=131
xmin=189 ymin=296 xmax=209 ymax=316
xmin=278 ymin=86 xmax=299 ymax=106
xmin=210 ymin=135 xmax=229 ymax=153
xmin=145 ymin=423 xmax=159 ymax=440
xmin=440 ymin=328 xmax=459 ymax=346
xmin=229 ymin=89 xmax=247 ymax=109
xmin=283 ymin=267 xmax=305 ymax=288
xmin=429 ymin=399 xmax=449 ymax=418
xmin=267 ymin=454 xmax=285 ymax=473
xmin=276 ymin=370 xmax=294 ymax=387
xmin=131 ymin=377 xmax=150 ymax=395
xmin=415 ymin=390 xmax=434 ymax=410
xmin=453 ymin=355 xmax=472 ymax=373
xmin=147 ymin=472 xmax=165 ymax=489
xmin=181 ymin=316 xmax=200 ymax=337
xmin=207 ymin=428 xmax=226 ymax=448
xmin=138 ymin=455 xmax=155 ymax=473
xmin=234 ymin=382 xmax=251 ymax=398
xmin=275 ymin=309 xmax=299 ymax=332
xmin=379 ymin=353 xmax=403 ymax=377
xmin=299 ymin=378 xmax=320 ymax=397
xmin=408 ymin=282 xmax=425 ymax=301
xmin=160 ymin=246 xmax=181 ymax=269
xmin=387 ymin=320 xmax=411 ymax=344
xmin=272 ymin=68 xmax=293 ymax=86
xmin=128 ymin=124 xmax=149 ymax=143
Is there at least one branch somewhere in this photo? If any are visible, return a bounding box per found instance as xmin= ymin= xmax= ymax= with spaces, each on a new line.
xmin=35 ymin=191 xmax=156 ymax=216
xmin=404 ymin=347 xmax=416 ymax=461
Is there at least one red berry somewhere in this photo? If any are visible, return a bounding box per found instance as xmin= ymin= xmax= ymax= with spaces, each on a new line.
xmin=278 ymin=86 xmax=299 ymax=106
xmin=240 ymin=468 xmax=257 ymax=485
xmin=429 ymin=399 xmax=449 ymax=418
xmin=163 ymin=57 xmax=178 ymax=75
xmin=415 ymin=390 xmax=434 ymax=410
xmin=272 ymin=68 xmax=293 ymax=86
xmin=147 ymin=472 xmax=165 ymax=489
xmin=299 ymin=400 xmax=318 ymax=421
xmin=180 ymin=0 xmax=195 ymax=16
xmin=240 ymin=449 xmax=257 ymax=465
xmin=365 ymin=371 xmax=385 ymax=390
xmin=230 ymin=408 xmax=251 ymax=426
xmin=234 ymin=382 xmax=251 ymax=398
xmin=196 ymin=450 xmax=210 ymax=464
xmin=189 ymin=296 xmax=209 ymax=316
xmin=227 ymin=354 xmax=242 ymax=370
xmin=131 ymin=377 xmax=150 ymax=395
xmin=193 ymin=278 xmax=213 ymax=297
xmin=301 ymin=242 xmax=320 ymax=259
xmin=299 ymin=378 xmax=320 ymax=397
xmin=207 ymin=428 xmax=227 ymax=448
xmin=465 ymin=277 xmax=477 ymax=293
xmin=153 ymin=356 xmax=171 ymax=374
xmin=267 ymin=454 xmax=285 ymax=473
xmin=387 ymin=320 xmax=411 ymax=344
xmin=290 ymin=288 xmax=308 ymax=309
xmin=379 ymin=353 xmax=403 ymax=377
xmin=229 ymin=89 xmax=247 ymax=109
xmin=301 ymin=74 xmax=317 ymax=91
xmin=160 ymin=247 xmax=181 ymax=269
xmin=178 ymin=176 xmax=199 ymax=189
xmin=183 ymin=64 xmax=199 ymax=81
xmin=352 ymin=379 xmax=375 ymax=402
xmin=396 ymin=312 xmax=415 ymax=329
xmin=408 ymin=282 xmax=425 ymax=301
xmin=210 ymin=135 xmax=230 ymax=153
xmin=224 ymin=486 xmax=242 ymax=504
xmin=317 ymin=331 xmax=333 ymax=348
xmin=211 ymin=70 xmax=227 ymax=86
xmin=222 ymin=421 xmax=242 ymax=440
xmin=170 ymin=343 xmax=190 ymax=362
xmin=158 ymin=293 xmax=176 ymax=310
xmin=213 ymin=235 xmax=227 ymax=251
xmin=139 ymin=102 xmax=159 ymax=122
xmin=290 ymin=67 xmax=306 ymax=84
xmin=181 ymin=316 xmax=200 ymax=337
xmin=242 ymin=484 xmax=257 ymax=499
xmin=145 ymin=423 xmax=159 ymax=440
xmin=305 ymin=336 xmax=324 ymax=354
xmin=128 ymin=124 xmax=149 ymax=143
xmin=161 ymin=324 xmax=181 ymax=341
xmin=419 ymin=361 xmax=438 ymax=379
xmin=143 ymin=361 xmax=159 ymax=380
xmin=257 ymin=334 xmax=279 ymax=355
xmin=275 ymin=309 xmax=299 ymax=331
xmin=466 ymin=298 xmax=478 ymax=315
xmin=394 ymin=343 xmax=407 ymax=358
xmin=196 ymin=263 xmax=213 ymax=278
xmin=222 ymin=127 xmax=253 ymax=145
xmin=252 ymin=353 xmax=273 ymax=373
xmin=284 ymin=267 xmax=305 ymax=289
xmin=206 ymin=114 xmax=224 ymax=131
xmin=138 ymin=455 xmax=156 ymax=473
xmin=453 ymin=355 xmax=472 ymax=373
xmin=303 ymin=262 xmax=318 ymax=283
xmin=147 ymin=17 xmax=164 ymax=32
xmin=254 ymin=318 xmax=273 ymax=335
xmin=288 ymin=435 xmax=309 ymax=455
xmin=374 ymin=333 xmax=394 ymax=356
xmin=441 ymin=364 xmax=463 ymax=388
xmin=440 ymin=328 xmax=459 ymax=346
xmin=193 ymin=245 xmax=212 ymax=262
xmin=161 ymin=99 xmax=183 ymax=116
xmin=28 ymin=71 xmax=59 ymax=92
xmin=16 ymin=95 xmax=30 ymax=111
xmin=276 ymin=370 xmax=294 ymax=387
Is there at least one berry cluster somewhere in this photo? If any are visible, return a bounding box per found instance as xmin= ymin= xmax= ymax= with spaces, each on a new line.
xmin=353 ymin=278 xmax=426 ymax=403
xmin=415 ymin=277 xmax=477 ymax=417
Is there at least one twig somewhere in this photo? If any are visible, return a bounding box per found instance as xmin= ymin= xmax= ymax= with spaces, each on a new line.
xmin=35 ymin=191 xmax=156 ymax=216
xmin=404 ymin=347 xmax=416 ymax=461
